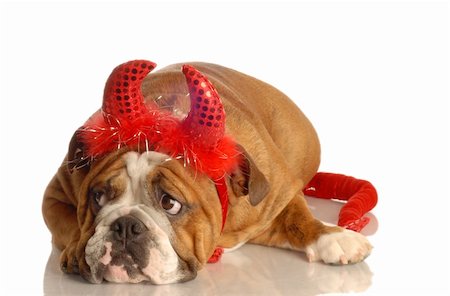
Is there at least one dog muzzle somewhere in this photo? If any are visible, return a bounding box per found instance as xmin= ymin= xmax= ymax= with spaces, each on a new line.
xmin=85 ymin=204 xmax=195 ymax=284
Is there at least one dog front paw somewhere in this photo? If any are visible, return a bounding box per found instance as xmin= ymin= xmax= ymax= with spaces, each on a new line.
xmin=60 ymin=242 xmax=80 ymax=274
xmin=305 ymin=229 xmax=372 ymax=265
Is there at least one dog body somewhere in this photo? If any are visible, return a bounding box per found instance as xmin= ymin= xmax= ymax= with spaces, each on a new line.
xmin=43 ymin=62 xmax=371 ymax=284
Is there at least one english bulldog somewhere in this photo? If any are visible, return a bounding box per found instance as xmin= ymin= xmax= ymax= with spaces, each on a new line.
xmin=42 ymin=60 xmax=373 ymax=284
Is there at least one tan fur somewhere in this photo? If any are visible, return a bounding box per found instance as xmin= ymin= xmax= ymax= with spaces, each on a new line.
xmin=42 ymin=62 xmax=343 ymax=280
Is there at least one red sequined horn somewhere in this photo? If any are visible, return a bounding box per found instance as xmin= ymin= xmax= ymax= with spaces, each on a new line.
xmin=102 ymin=60 xmax=156 ymax=123
xmin=182 ymin=65 xmax=226 ymax=149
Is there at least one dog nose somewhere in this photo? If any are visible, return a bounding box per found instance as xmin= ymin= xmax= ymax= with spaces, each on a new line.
xmin=111 ymin=215 xmax=147 ymax=244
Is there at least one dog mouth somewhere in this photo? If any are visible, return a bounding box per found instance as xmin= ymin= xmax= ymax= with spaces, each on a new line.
xmin=96 ymin=241 xmax=148 ymax=283
xmin=95 ymin=240 xmax=181 ymax=284
xmin=85 ymin=206 xmax=195 ymax=284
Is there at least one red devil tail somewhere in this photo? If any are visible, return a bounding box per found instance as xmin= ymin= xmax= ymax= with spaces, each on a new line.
xmin=303 ymin=173 xmax=377 ymax=232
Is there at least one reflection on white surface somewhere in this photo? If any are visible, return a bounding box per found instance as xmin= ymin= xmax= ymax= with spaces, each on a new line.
xmin=43 ymin=198 xmax=375 ymax=296
xmin=44 ymin=245 xmax=373 ymax=296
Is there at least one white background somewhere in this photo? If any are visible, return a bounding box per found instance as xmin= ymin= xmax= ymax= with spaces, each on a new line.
xmin=0 ymin=0 xmax=449 ymax=295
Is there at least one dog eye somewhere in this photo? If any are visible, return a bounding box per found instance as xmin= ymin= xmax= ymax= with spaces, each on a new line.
xmin=90 ymin=189 xmax=107 ymax=208
xmin=159 ymin=192 xmax=182 ymax=215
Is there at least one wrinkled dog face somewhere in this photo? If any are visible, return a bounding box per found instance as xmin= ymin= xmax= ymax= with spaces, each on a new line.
xmin=84 ymin=151 xmax=219 ymax=284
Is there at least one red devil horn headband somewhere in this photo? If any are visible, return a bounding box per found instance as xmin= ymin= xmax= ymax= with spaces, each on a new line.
xmin=182 ymin=65 xmax=226 ymax=149
xmin=102 ymin=60 xmax=156 ymax=123
xmin=79 ymin=60 xmax=240 ymax=180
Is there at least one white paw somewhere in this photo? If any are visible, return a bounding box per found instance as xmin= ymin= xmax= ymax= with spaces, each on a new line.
xmin=305 ymin=230 xmax=372 ymax=265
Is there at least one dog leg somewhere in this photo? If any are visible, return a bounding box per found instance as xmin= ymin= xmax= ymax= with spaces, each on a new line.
xmin=249 ymin=195 xmax=372 ymax=264
xmin=42 ymin=175 xmax=82 ymax=274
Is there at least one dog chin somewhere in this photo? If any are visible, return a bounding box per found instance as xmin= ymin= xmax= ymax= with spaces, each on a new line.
xmin=84 ymin=205 xmax=194 ymax=284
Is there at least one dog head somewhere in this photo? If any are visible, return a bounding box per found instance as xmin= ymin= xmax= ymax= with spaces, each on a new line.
xmin=71 ymin=148 xmax=219 ymax=283
xmin=65 ymin=60 xmax=269 ymax=284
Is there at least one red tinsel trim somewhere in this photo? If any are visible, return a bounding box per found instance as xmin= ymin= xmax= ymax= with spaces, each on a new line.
xmin=79 ymin=107 xmax=240 ymax=180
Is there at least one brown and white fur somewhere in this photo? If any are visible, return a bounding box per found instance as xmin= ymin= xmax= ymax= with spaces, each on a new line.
xmin=42 ymin=62 xmax=372 ymax=284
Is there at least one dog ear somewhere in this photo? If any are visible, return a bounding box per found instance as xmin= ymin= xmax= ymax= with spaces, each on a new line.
xmin=67 ymin=127 xmax=91 ymax=174
xmin=230 ymin=145 xmax=270 ymax=206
